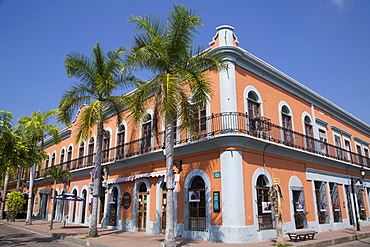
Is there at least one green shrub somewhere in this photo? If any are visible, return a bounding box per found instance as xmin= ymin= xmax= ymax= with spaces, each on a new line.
xmin=6 ymin=190 xmax=26 ymax=222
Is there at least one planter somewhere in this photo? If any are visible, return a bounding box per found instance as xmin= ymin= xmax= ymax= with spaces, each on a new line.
xmin=296 ymin=224 xmax=304 ymax=229
xmin=5 ymin=211 xmax=17 ymax=222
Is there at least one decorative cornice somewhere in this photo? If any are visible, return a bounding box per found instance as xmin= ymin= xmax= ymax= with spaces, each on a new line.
xmin=212 ymin=45 xmax=370 ymax=136
xmin=44 ymin=129 xmax=72 ymax=149
xmin=331 ymin=126 xmax=352 ymax=137
xmin=354 ymin=137 xmax=370 ymax=146
xmin=315 ymin=118 xmax=328 ymax=127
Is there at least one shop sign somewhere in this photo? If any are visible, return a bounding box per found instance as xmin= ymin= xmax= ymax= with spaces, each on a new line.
xmin=189 ymin=191 xmax=200 ymax=202
xmin=213 ymin=191 xmax=220 ymax=212
xmin=296 ymin=202 xmax=304 ymax=212
xmin=262 ymin=201 xmax=272 ymax=213
xmin=214 ymin=171 xmax=221 ymax=178
xmin=122 ymin=192 xmax=131 ymax=209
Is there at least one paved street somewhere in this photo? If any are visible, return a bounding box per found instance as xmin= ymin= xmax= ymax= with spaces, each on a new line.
xmin=0 ymin=223 xmax=80 ymax=247
xmin=331 ymin=236 xmax=370 ymax=246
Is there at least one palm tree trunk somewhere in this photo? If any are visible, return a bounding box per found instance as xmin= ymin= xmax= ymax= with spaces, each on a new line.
xmin=0 ymin=170 xmax=10 ymax=220
xmin=276 ymin=189 xmax=283 ymax=245
xmin=25 ymin=164 xmax=36 ymax=225
xmin=16 ymin=166 xmax=23 ymax=192
xmin=89 ymin=121 xmax=104 ymax=237
xmin=49 ymin=180 xmax=57 ymax=230
xmin=163 ymin=120 xmax=176 ymax=247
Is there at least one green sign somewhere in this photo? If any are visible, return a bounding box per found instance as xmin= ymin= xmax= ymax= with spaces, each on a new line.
xmin=214 ymin=171 xmax=221 ymax=178
xmin=213 ymin=191 xmax=220 ymax=212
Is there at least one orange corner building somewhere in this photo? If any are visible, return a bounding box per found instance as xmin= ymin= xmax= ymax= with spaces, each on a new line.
xmin=21 ymin=25 xmax=370 ymax=243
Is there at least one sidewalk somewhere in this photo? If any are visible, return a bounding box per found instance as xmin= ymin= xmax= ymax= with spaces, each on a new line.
xmin=1 ymin=219 xmax=370 ymax=247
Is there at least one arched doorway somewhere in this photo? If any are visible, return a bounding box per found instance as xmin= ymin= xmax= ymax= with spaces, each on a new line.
xmin=188 ymin=176 xmax=206 ymax=231
xmin=256 ymin=175 xmax=273 ymax=230
xmin=71 ymin=189 xmax=77 ymax=222
xmin=160 ymin=182 xmax=166 ymax=233
xmin=81 ymin=189 xmax=87 ymax=224
xmin=108 ymin=187 xmax=119 ymax=226
xmin=136 ymin=183 xmax=148 ymax=231
xmin=56 ymin=189 xmax=66 ymax=222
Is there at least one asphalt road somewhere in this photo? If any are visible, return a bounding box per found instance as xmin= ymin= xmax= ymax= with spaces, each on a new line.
xmin=0 ymin=223 xmax=80 ymax=246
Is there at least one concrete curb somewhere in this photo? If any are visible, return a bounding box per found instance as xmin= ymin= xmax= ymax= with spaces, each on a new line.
xmin=295 ymin=231 xmax=370 ymax=247
xmin=0 ymin=221 xmax=114 ymax=247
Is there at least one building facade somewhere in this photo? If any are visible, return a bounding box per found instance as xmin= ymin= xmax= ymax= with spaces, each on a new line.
xmin=28 ymin=26 xmax=370 ymax=243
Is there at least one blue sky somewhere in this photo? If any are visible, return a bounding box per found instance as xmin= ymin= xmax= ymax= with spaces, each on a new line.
xmin=0 ymin=0 xmax=369 ymax=128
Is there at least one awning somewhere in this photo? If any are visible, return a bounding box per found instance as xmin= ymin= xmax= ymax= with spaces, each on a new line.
xmin=54 ymin=193 xmax=84 ymax=201
xmin=107 ymin=170 xmax=166 ymax=185
xmin=39 ymin=188 xmax=52 ymax=194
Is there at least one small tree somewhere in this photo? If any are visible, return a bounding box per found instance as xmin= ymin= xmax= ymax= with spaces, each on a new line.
xmin=6 ymin=190 xmax=26 ymax=222
xmin=18 ymin=110 xmax=60 ymax=225
xmin=43 ymin=165 xmax=72 ymax=230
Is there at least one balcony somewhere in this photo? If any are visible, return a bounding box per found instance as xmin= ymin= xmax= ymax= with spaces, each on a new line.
xmin=36 ymin=112 xmax=369 ymax=178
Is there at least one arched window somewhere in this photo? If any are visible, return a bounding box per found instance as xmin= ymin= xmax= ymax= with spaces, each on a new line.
xmin=281 ymin=105 xmax=293 ymax=145
xmin=247 ymin=91 xmax=261 ymax=134
xmin=45 ymin=155 xmax=50 ymax=169
xmin=141 ymin=114 xmax=152 ymax=153
xmin=304 ymin=116 xmax=314 ymax=151
xmin=256 ymin=175 xmax=273 ymax=230
xmin=87 ymin=138 xmax=94 ymax=166
xmin=67 ymin=146 xmax=73 ymax=170
xmin=60 ymin=148 xmax=65 ymax=164
xmin=51 ymin=152 xmax=56 ymax=167
xmin=247 ymin=91 xmax=260 ymax=117
xmin=116 ymin=125 xmax=125 ymax=159
xmin=78 ymin=142 xmax=85 ymax=167
xmin=188 ymin=176 xmax=206 ymax=231
xmin=102 ymin=130 xmax=110 ymax=163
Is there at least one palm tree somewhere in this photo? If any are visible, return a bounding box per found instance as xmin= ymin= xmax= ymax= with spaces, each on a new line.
xmin=43 ymin=165 xmax=72 ymax=230
xmin=18 ymin=110 xmax=60 ymax=225
xmin=58 ymin=42 xmax=138 ymax=237
xmin=126 ymin=4 xmax=225 ymax=246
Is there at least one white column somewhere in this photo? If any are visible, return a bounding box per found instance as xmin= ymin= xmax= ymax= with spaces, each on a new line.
xmin=221 ymin=150 xmax=245 ymax=226
xmin=219 ymin=60 xmax=237 ymax=113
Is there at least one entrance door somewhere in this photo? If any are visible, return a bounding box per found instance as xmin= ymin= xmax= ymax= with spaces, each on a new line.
xmin=345 ymin=185 xmax=354 ymax=225
xmin=160 ymin=191 xmax=166 ymax=233
xmin=137 ymin=192 xmax=148 ymax=231
xmin=40 ymin=194 xmax=48 ymax=220
xmin=81 ymin=190 xmax=87 ymax=224
xmin=99 ymin=192 xmax=105 ymax=224
xmin=188 ymin=176 xmax=206 ymax=231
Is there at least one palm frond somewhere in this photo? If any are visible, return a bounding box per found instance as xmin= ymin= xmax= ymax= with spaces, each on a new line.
xmin=58 ymin=83 xmax=96 ymax=126
xmin=65 ymin=52 xmax=94 ymax=84
xmin=166 ymin=4 xmax=202 ymax=64
xmin=76 ymin=100 xmax=104 ymax=143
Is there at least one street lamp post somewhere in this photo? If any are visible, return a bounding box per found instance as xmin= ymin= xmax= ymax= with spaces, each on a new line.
xmin=350 ymin=167 xmax=365 ymax=231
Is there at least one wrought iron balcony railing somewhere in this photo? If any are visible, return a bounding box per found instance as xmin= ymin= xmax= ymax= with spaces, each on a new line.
xmin=36 ymin=112 xmax=369 ymax=178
